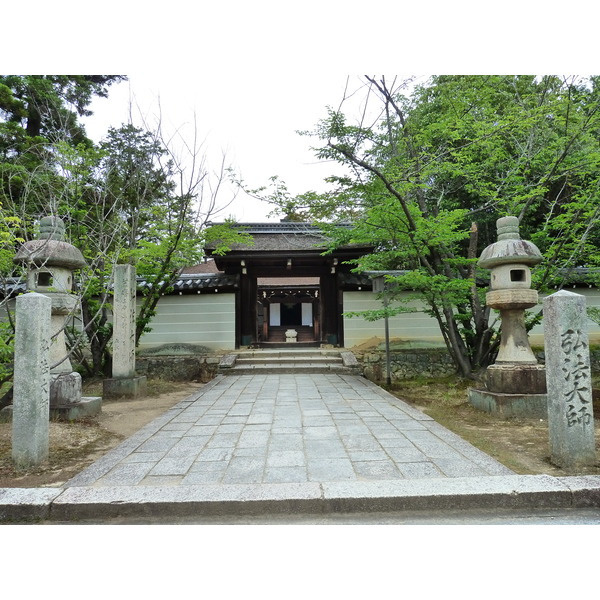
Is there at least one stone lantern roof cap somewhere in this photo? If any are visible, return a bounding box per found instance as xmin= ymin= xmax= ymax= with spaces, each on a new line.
xmin=13 ymin=216 xmax=87 ymax=270
xmin=478 ymin=216 xmax=543 ymax=269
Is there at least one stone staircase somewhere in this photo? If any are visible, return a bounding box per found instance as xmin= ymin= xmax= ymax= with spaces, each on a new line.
xmin=219 ymin=348 xmax=361 ymax=376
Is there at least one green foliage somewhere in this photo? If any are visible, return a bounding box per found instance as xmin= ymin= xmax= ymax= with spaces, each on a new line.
xmin=0 ymin=315 xmax=14 ymax=388
xmin=255 ymin=75 xmax=600 ymax=377
xmin=1 ymin=76 xmax=239 ymax=377
xmin=0 ymin=75 xmax=125 ymax=143
xmin=0 ymin=201 xmax=22 ymax=274
xmin=203 ymin=220 xmax=254 ymax=256
xmin=1 ymin=76 xmax=127 ymax=227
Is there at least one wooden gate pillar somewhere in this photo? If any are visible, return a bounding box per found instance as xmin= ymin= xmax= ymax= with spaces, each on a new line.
xmin=320 ymin=272 xmax=341 ymax=346
xmin=239 ymin=273 xmax=258 ymax=346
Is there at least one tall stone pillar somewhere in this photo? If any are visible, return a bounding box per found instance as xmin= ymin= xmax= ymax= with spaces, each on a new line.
xmin=112 ymin=264 xmax=137 ymax=378
xmin=103 ymin=264 xmax=147 ymax=398
xmin=12 ymin=293 xmax=51 ymax=468
xmin=543 ymin=290 xmax=596 ymax=469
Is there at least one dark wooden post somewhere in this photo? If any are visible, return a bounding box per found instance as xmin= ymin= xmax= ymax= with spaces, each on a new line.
xmin=320 ymin=271 xmax=339 ymax=345
xmin=239 ymin=272 xmax=258 ymax=346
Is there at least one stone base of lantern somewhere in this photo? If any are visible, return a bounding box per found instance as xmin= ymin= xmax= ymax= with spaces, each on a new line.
xmin=48 ymin=372 xmax=102 ymax=420
xmin=50 ymin=372 xmax=82 ymax=407
xmin=1 ymin=396 xmax=102 ymax=422
xmin=50 ymin=396 xmax=102 ymax=420
xmin=468 ymin=388 xmax=548 ymax=419
xmin=469 ymin=363 xmax=548 ymax=418
xmin=485 ymin=363 xmax=547 ymax=395
xmin=103 ymin=375 xmax=147 ymax=399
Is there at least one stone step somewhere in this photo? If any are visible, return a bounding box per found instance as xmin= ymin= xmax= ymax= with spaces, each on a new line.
xmin=227 ymin=364 xmax=358 ymax=375
xmin=235 ymin=349 xmax=342 ymax=358
xmin=220 ymin=349 xmax=360 ymax=376
xmin=235 ymin=356 xmax=343 ymax=365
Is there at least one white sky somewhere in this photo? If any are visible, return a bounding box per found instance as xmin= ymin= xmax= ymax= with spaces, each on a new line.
xmin=8 ymin=2 xmax=596 ymax=227
xmin=81 ymin=73 xmax=365 ymax=222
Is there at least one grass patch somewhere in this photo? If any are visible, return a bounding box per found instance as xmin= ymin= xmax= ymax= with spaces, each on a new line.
xmin=391 ymin=376 xmax=472 ymax=408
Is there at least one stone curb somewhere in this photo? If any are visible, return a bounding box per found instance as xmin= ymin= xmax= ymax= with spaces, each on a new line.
xmin=0 ymin=488 xmax=63 ymax=522
xmin=2 ymin=474 xmax=600 ymax=522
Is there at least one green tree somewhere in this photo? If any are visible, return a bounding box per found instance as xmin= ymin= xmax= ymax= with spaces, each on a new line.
xmin=0 ymin=201 xmax=21 ymax=403
xmin=0 ymin=76 xmax=126 ymax=400
xmin=1 ymin=77 xmax=250 ymax=380
xmin=0 ymin=76 xmax=126 ymax=216
xmin=0 ymin=75 xmax=125 ymax=143
xmin=255 ymin=75 xmax=600 ymax=378
xmin=105 ymin=120 xmax=252 ymax=346
xmin=51 ymin=122 xmax=251 ymax=376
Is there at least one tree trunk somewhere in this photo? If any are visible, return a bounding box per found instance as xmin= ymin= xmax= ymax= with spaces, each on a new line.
xmin=81 ymin=297 xmax=112 ymax=377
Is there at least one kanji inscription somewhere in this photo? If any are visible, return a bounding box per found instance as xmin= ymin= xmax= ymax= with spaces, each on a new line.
xmin=560 ymin=328 xmax=592 ymax=427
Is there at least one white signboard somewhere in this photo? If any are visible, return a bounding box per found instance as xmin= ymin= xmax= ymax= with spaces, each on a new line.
xmin=270 ymin=303 xmax=281 ymax=326
xmin=302 ymin=303 xmax=312 ymax=326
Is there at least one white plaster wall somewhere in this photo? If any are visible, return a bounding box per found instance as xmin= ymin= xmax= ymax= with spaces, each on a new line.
xmin=137 ymin=293 xmax=236 ymax=351
xmin=343 ymin=287 xmax=600 ymax=348
xmin=342 ymin=291 xmax=445 ymax=348
xmin=532 ymin=287 xmax=600 ymax=345
xmin=3 ymin=284 xmax=599 ymax=351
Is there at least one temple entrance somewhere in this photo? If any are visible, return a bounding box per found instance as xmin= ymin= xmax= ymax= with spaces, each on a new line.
xmin=204 ymin=222 xmax=374 ymax=348
xmin=257 ymin=279 xmax=320 ymax=346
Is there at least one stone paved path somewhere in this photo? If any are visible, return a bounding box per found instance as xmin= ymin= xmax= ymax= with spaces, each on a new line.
xmin=65 ymin=374 xmax=513 ymax=489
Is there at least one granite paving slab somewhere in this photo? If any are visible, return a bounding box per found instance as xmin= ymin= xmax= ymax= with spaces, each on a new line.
xmin=64 ymin=373 xmax=514 ymax=489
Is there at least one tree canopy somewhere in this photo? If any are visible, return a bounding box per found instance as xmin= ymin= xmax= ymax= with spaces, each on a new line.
xmin=254 ymin=75 xmax=600 ymax=377
xmin=0 ymin=75 xmax=125 ymax=143
xmin=1 ymin=75 xmax=247 ymax=383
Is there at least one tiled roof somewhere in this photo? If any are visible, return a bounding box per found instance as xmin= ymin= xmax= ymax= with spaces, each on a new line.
xmin=139 ymin=273 xmax=238 ymax=293
xmin=3 ymin=267 xmax=597 ymax=299
xmin=223 ymin=232 xmax=328 ymax=253
xmin=0 ymin=272 xmax=238 ymax=298
xmin=226 ymin=222 xmax=342 ymax=235
xmin=181 ymin=260 xmax=221 ymax=274
xmin=1 ymin=277 xmax=26 ymax=296
xmin=205 ymin=222 xmax=362 ymax=253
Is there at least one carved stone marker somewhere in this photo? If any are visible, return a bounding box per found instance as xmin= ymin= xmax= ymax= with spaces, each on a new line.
xmin=543 ymin=290 xmax=596 ymax=469
xmin=112 ymin=264 xmax=137 ymax=378
xmin=12 ymin=293 xmax=51 ymax=468
xmin=103 ymin=264 xmax=147 ymax=398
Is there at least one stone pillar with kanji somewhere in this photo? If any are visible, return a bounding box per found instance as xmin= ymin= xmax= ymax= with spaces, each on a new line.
xmin=543 ymin=290 xmax=596 ymax=469
xmin=103 ymin=264 xmax=147 ymax=398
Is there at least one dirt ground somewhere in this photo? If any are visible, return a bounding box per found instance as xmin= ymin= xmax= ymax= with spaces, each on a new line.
xmin=0 ymin=377 xmax=599 ymax=488
xmin=0 ymin=380 xmax=201 ymax=488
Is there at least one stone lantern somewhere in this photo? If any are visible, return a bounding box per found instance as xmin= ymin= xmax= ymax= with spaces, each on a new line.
xmin=468 ymin=216 xmax=547 ymax=417
xmin=14 ymin=216 xmax=101 ymax=419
